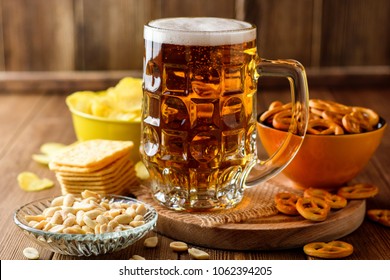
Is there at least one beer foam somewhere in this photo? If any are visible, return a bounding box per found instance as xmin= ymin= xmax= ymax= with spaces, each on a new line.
xmin=144 ymin=17 xmax=256 ymax=46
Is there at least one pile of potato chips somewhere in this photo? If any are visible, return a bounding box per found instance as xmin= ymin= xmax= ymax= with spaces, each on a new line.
xmin=66 ymin=77 xmax=142 ymax=122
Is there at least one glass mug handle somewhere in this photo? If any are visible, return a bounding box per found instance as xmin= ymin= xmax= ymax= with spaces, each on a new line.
xmin=245 ymin=59 xmax=309 ymax=187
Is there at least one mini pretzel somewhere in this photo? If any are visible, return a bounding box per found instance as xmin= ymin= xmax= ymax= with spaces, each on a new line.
xmin=310 ymin=107 xmax=324 ymax=118
xmin=308 ymin=99 xmax=330 ymax=111
xmin=304 ymin=188 xmax=347 ymax=209
xmin=342 ymin=113 xmax=371 ymax=133
xmin=325 ymin=100 xmax=352 ymax=115
xmin=296 ymin=197 xmax=330 ymax=222
xmin=307 ymin=119 xmax=344 ymax=135
xmin=366 ymin=209 xmax=390 ymax=227
xmin=274 ymin=192 xmax=300 ymax=215
xmin=303 ymin=241 xmax=354 ymax=259
xmin=352 ymin=106 xmax=379 ymax=127
xmin=272 ymin=110 xmax=292 ymax=131
xmin=322 ymin=110 xmax=344 ymax=126
xmin=259 ymin=103 xmax=292 ymax=122
xmin=268 ymin=100 xmax=284 ymax=110
xmin=337 ymin=183 xmax=379 ymax=199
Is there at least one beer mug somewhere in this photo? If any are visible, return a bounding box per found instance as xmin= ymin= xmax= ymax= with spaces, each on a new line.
xmin=141 ymin=17 xmax=309 ymax=211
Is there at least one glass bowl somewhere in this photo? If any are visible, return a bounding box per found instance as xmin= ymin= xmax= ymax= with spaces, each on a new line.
xmin=14 ymin=195 xmax=158 ymax=257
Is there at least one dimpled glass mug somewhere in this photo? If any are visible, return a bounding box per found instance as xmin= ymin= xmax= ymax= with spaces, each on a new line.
xmin=141 ymin=17 xmax=309 ymax=211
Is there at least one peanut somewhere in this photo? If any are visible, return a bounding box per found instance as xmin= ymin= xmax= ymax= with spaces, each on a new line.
xmin=50 ymin=196 xmax=64 ymax=207
xmin=81 ymin=189 xmax=101 ymax=200
xmin=84 ymin=209 xmax=103 ymax=220
xmin=136 ymin=204 xmax=147 ymax=216
xmin=76 ymin=210 xmax=85 ymax=226
xmin=130 ymin=255 xmax=145 ymax=260
xmin=33 ymin=220 xmax=48 ymax=230
xmin=63 ymin=227 xmax=86 ymax=234
xmin=130 ymin=221 xmax=145 ymax=227
xmin=170 ymin=241 xmax=188 ymax=252
xmin=114 ymin=214 xmax=133 ymax=224
xmin=43 ymin=206 xmax=61 ymax=217
xmin=188 ymin=248 xmax=210 ymax=260
xmin=48 ymin=224 xmax=65 ymax=233
xmin=49 ymin=211 xmax=63 ymax=225
xmin=63 ymin=194 xmax=75 ymax=207
xmin=63 ymin=216 xmax=76 ymax=227
xmin=125 ymin=207 xmax=136 ymax=218
xmin=23 ymin=247 xmax=40 ymax=260
xmin=96 ymin=214 xmax=109 ymax=225
xmin=143 ymin=236 xmax=158 ymax=248
xmin=133 ymin=214 xmax=144 ymax=222
xmin=25 ymin=215 xmax=46 ymax=223
xmin=83 ymin=215 xmax=96 ymax=229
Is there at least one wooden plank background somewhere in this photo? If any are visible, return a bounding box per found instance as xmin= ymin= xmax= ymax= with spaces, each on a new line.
xmin=0 ymin=0 xmax=389 ymax=85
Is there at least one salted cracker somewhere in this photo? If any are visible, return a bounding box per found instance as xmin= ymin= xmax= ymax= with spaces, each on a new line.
xmin=56 ymin=164 xmax=136 ymax=187
xmin=49 ymin=139 xmax=133 ymax=170
xmin=60 ymin=176 xmax=138 ymax=196
xmin=56 ymin=158 xmax=133 ymax=182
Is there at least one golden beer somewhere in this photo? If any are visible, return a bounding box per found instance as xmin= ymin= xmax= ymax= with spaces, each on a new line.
xmin=141 ymin=18 xmax=309 ymax=210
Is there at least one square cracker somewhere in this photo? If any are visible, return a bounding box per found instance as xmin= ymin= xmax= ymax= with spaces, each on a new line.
xmin=49 ymin=139 xmax=134 ymax=169
xmin=51 ymin=155 xmax=129 ymax=175
xmin=57 ymin=159 xmax=133 ymax=182
xmin=56 ymin=164 xmax=136 ymax=187
xmin=60 ymin=176 xmax=138 ymax=196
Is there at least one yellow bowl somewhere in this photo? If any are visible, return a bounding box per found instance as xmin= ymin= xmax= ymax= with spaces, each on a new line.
xmin=66 ymin=98 xmax=141 ymax=162
xmin=257 ymin=117 xmax=387 ymax=190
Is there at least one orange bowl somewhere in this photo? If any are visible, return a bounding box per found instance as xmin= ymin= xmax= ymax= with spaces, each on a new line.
xmin=257 ymin=117 xmax=387 ymax=190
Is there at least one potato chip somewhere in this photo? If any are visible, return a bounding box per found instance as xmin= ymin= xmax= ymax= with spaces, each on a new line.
xmin=40 ymin=142 xmax=68 ymax=155
xmin=17 ymin=172 xmax=54 ymax=192
xmin=109 ymin=77 xmax=143 ymax=113
xmin=91 ymin=97 xmax=113 ymax=118
xmin=66 ymin=91 xmax=96 ymax=114
xmin=32 ymin=154 xmax=51 ymax=165
xmin=66 ymin=77 xmax=142 ymax=122
xmin=33 ymin=142 xmax=74 ymax=166
xmin=135 ymin=161 xmax=149 ymax=180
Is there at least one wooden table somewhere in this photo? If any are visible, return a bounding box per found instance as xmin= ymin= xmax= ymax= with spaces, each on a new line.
xmin=1 ymin=76 xmax=389 ymax=260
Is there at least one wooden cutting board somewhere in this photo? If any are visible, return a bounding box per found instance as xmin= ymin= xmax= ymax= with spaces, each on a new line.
xmin=136 ymin=178 xmax=366 ymax=250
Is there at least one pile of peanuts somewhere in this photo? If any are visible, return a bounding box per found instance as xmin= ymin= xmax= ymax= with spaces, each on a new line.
xmin=260 ymin=99 xmax=380 ymax=135
xmin=24 ymin=190 xmax=148 ymax=234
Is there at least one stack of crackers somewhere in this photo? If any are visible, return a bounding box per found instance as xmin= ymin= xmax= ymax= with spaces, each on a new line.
xmin=49 ymin=139 xmax=138 ymax=196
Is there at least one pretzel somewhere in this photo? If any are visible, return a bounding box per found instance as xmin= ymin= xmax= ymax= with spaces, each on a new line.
xmin=259 ymin=103 xmax=292 ymax=123
xmin=309 ymin=107 xmax=324 ymax=118
xmin=272 ymin=110 xmax=292 ymax=131
xmin=304 ymin=188 xmax=347 ymax=210
xmin=303 ymin=241 xmax=354 ymax=259
xmin=308 ymin=99 xmax=330 ymax=111
xmin=322 ymin=110 xmax=344 ymax=126
xmin=366 ymin=209 xmax=390 ymax=227
xmin=307 ymin=119 xmax=344 ymax=135
xmin=325 ymin=100 xmax=352 ymax=115
xmin=341 ymin=113 xmax=369 ymax=133
xmin=337 ymin=183 xmax=379 ymax=199
xmin=296 ymin=197 xmax=330 ymax=222
xmin=274 ymin=192 xmax=300 ymax=215
xmin=268 ymin=100 xmax=284 ymax=110
xmin=352 ymin=106 xmax=379 ymax=127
